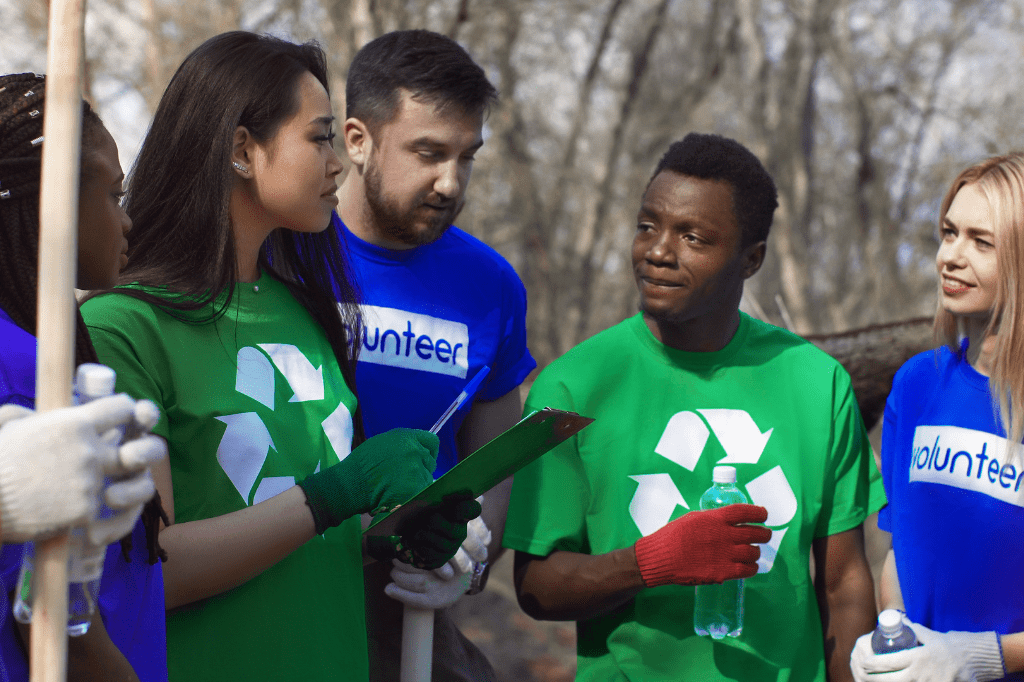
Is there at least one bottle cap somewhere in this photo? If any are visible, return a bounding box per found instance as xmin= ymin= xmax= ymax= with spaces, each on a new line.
xmin=878 ymin=609 xmax=904 ymax=635
xmin=75 ymin=363 xmax=116 ymax=399
xmin=712 ymin=465 xmax=737 ymax=483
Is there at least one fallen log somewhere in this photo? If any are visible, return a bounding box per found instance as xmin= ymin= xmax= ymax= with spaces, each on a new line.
xmin=804 ymin=317 xmax=935 ymax=432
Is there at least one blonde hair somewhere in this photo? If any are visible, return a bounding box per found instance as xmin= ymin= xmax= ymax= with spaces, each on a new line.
xmin=935 ymin=152 xmax=1024 ymax=447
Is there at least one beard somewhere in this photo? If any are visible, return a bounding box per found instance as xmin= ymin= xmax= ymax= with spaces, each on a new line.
xmin=363 ymin=156 xmax=463 ymax=247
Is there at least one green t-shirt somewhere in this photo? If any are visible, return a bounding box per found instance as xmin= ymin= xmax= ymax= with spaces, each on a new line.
xmin=504 ymin=313 xmax=885 ymax=682
xmin=82 ymin=271 xmax=367 ymax=682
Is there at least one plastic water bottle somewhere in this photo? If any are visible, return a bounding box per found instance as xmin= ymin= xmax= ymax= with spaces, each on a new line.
xmin=871 ymin=609 xmax=918 ymax=653
xmin=13 ymin=364 xmax=117 ymax=636
xmin=694 ymin=465 xmax=749 ymax=639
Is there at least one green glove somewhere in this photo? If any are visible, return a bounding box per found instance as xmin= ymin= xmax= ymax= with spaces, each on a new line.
xmin=298 ymin=428 xmax=438 ymax=534
xmin=367 ymin=494 xmax=482 ymax=570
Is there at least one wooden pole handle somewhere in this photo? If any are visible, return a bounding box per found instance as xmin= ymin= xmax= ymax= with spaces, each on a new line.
xmin=400 ymin=606 xmax=434 ymax=682
xmin=32 ymin=0 xmax=87 ymax=679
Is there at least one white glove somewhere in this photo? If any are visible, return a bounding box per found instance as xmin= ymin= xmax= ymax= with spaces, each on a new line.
xmin=88 ymin=468 xmax=158 ymax=547
xmin=90 ymin=398 xmax=165 ymax=546
xmin=433 ymin=497 xmax=491 ymax=580
xmin=384 ymin=497 xmax=491 ymax=609
xmin=851 ymin=617 xmax=1005 ymax=682
xmin=385 ymin=559 xmax=474 ymax=610
xmin=0 ymin=396 xmax=166 ymax=544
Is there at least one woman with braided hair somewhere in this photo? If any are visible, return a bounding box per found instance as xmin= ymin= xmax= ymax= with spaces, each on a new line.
xmin=0 ymin=72 xmax=169 ymax=680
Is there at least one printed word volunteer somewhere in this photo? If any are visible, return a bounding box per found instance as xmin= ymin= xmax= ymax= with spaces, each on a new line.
xmin=911 ymin=424 xmax=1024 ymax=501
xmin=345 ymin=305 xmax=470 ymax=378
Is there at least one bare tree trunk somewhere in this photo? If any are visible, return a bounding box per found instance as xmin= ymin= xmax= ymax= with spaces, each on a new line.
xmin=567 ymin=0 xmax=671 ymax=353
xmin=542 ymin=0 xmax=629 ymax=234
xmin=351 ymin=0 xmax=376 ymax=48
xmin=755 ymin=0 xmax=837 ymax=334
xmin=484 ymin=4 xmax=554 ymax=363
xmin=446 ymin=0 xmax=472 ymax=39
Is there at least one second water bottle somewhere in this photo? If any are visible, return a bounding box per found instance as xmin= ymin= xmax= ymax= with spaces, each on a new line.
xmin=871 ymin=609 xmax=918 ymax=653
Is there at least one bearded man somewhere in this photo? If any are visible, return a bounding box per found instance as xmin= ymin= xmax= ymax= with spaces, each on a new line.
xmin=333 ymin=29 xmax=536 ymax=682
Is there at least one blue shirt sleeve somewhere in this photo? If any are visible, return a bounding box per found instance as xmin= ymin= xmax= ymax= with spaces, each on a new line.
xmin=0 ymin=308 xmax=37 ymax=408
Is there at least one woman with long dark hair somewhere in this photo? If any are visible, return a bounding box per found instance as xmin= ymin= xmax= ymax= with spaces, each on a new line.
xmin=81 ymin=32 xmax=475 ymax=681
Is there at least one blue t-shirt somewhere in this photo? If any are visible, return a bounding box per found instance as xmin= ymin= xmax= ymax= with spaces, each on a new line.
xmin=0 ymin=308 xmax=34 ymax=681
xmin=336 ymin=215 xmax=536 ymax=475
xmin=0 ymin=306 xmax=167 ymax=682
xmin=0 ymin=309 xmax=34 ymax=410
xmin=880 ymin=345 xmax=1024 ymax=645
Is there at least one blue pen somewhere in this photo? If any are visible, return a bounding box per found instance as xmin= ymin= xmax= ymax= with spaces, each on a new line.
xmin=429 ymin=366 xmax=491 ymax=435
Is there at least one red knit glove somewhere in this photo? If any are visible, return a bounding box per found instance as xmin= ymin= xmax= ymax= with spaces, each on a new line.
xmin=634 ymin=504 xmax=772 ymax=587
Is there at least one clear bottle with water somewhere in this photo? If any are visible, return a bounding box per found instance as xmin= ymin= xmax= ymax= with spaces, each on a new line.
xmin=871 ymin=609 xmax=918 ymax=653
xmin=694 ymin=465 xmax=749 ymax=640
xmin=13 ymin=364 xmax=117 ymax=636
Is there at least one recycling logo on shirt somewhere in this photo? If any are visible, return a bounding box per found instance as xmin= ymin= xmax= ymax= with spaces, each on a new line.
xmin=215 ymin=344 xmax=354 ymax=506
xmin=628 ymin=409 xmax=797 ymax=573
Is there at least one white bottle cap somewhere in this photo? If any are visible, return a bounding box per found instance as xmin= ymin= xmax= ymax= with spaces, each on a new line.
xmin=712 ymin=465 xmax=737 ymax=483
xmin=878 ymin=609 xmax=904 ymax=635
xmin=75 ymin=363 xmax=116 ymax=399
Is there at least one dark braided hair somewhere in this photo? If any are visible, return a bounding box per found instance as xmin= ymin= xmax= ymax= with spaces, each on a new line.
xmin=0 ymin=73 xmax=98 ymax=366
xmin=0 ymin=72 xmax=167 ymax=564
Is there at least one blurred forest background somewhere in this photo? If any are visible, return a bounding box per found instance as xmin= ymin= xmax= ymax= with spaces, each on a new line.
xmin=3 ymin=1 xmax=1024 ymax=679
xmin=5 ymin=0 xmax=1024 ymax=363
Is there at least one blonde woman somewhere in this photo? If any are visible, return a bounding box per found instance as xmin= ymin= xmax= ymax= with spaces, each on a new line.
xmin=852 ymin=153 xmax=1024 ymax=681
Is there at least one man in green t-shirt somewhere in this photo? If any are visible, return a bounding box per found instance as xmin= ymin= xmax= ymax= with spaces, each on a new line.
xmin=503 ymin=133 xmax=884 ymax=681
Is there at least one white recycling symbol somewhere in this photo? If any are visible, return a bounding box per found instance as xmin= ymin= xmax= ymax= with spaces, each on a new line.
xmin=628 ymin=409 xmax=797 ymax=573
xmin=216 ymin=344 xmax=353 ymax=506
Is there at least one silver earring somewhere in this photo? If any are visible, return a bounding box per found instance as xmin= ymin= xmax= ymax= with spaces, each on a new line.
xmin=232 ymin=161 xmax=248 ymax=173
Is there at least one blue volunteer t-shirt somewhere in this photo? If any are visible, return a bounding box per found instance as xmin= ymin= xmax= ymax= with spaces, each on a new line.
xmin=880 ymin=344 xmax=1024 ymax=650
xmin=0 ymin=306 xmax=167 ymax=682
xmin=0 ymin=308 xmax=34 ymax=410
xmin=0 ymin=307 xmax=34 ymax=682
xmin=335 ymin=214 xmax=536 ymax=476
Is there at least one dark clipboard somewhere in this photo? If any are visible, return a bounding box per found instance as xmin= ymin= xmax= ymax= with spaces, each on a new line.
xmin=364 ymin=407 xmax=593 ymax=537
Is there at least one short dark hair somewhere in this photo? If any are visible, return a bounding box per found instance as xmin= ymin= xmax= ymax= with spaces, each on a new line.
xmin=651 ymin=133 xmax=778 ymax=246
xmin=345 ymin=29 xmax=497 ymax=131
